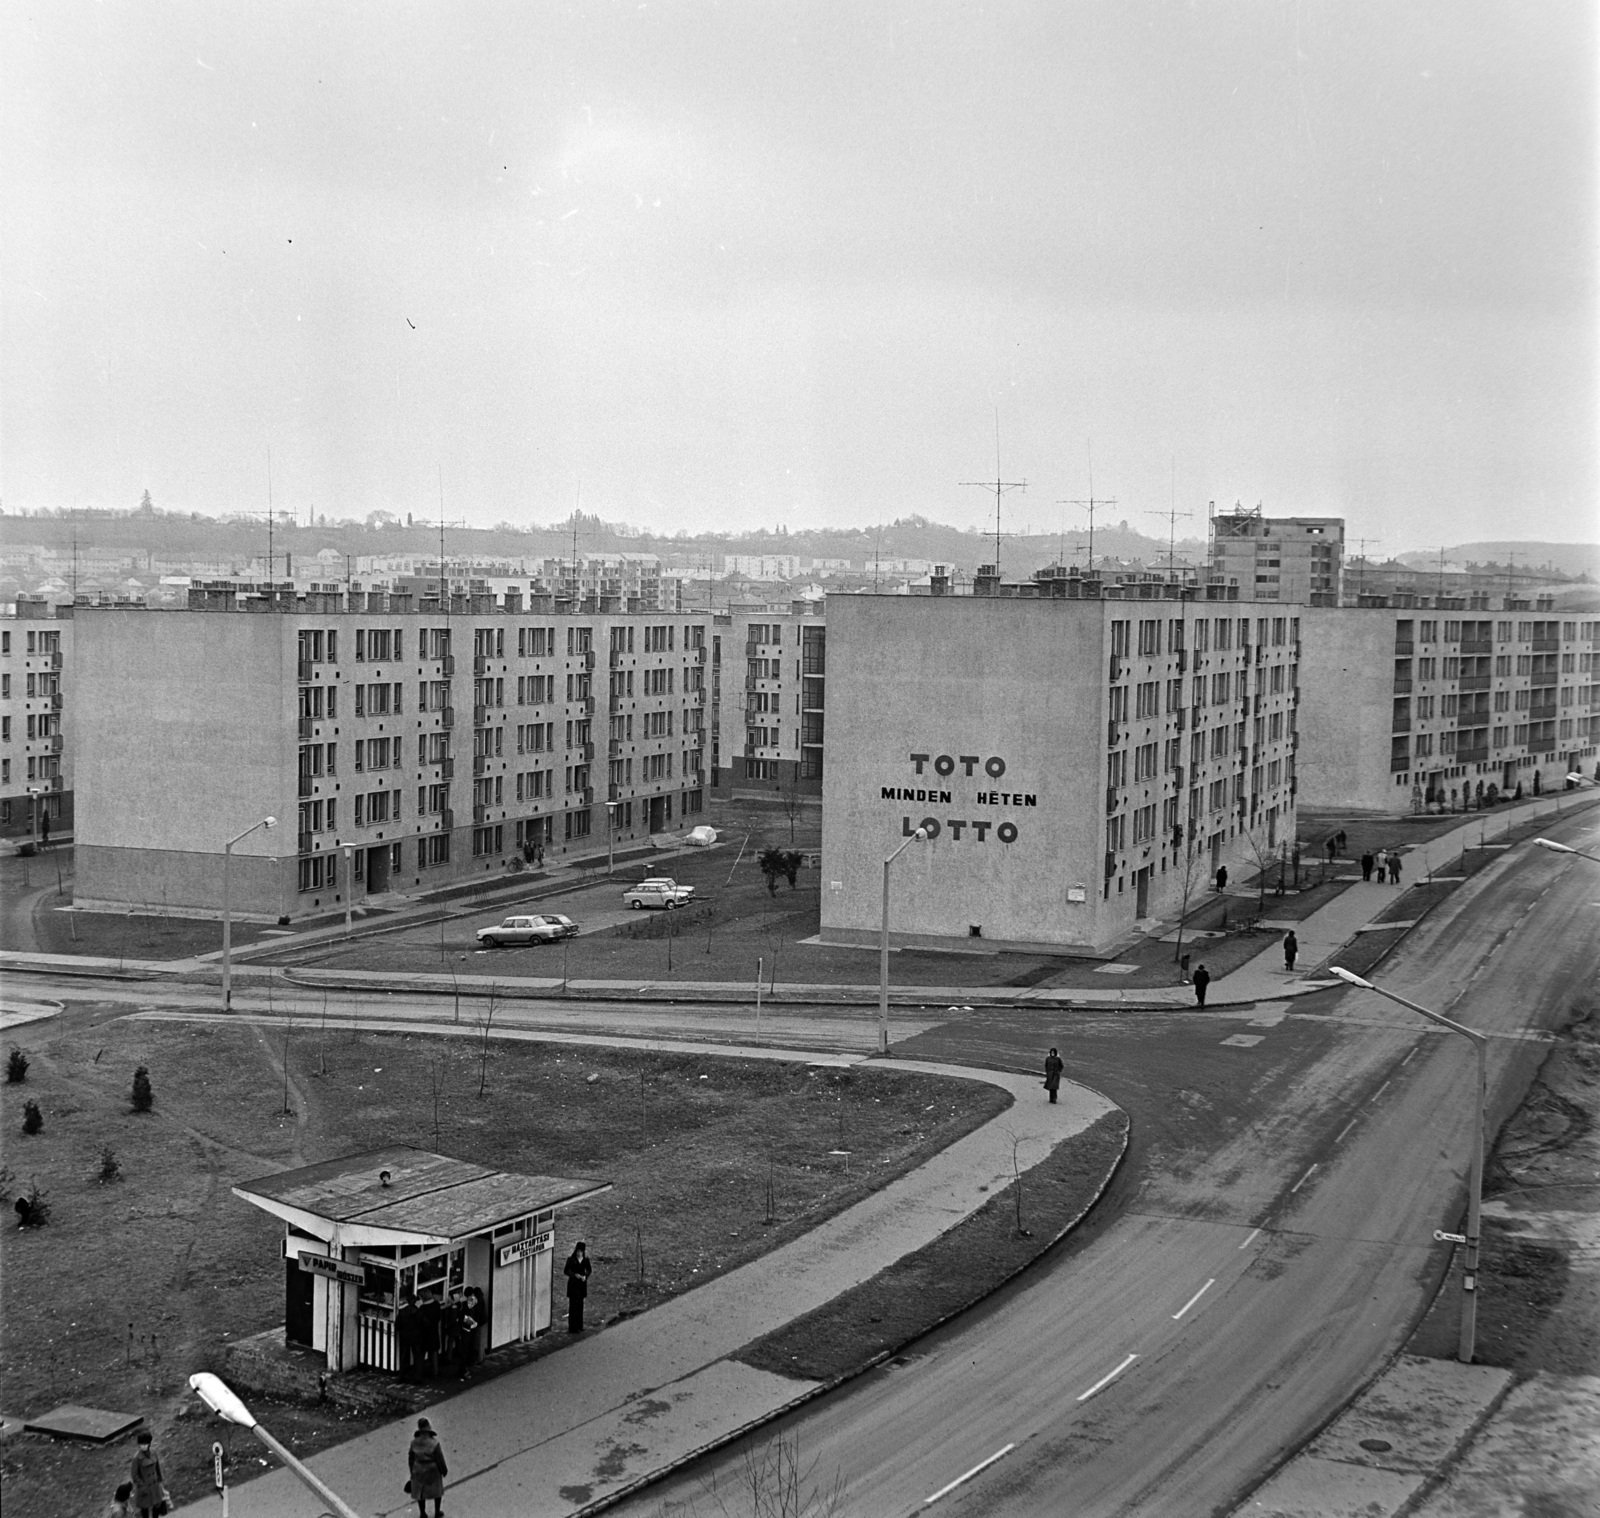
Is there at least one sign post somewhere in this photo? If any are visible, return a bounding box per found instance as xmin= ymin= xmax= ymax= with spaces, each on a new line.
xmin=213 ymin=1440 xmax=227 ymax=1517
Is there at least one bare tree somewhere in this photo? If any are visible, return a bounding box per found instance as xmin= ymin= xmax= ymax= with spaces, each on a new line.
xmin=476 ymin=985 xmax=498 ymax=1097
xmin=674 ymin=1428 xmax=850 ymax=1518
xmin=1171 ymin=831 xmax=1205 ymax=968
xmin=1002 ymin=1126 xmax=1031 ymax=1238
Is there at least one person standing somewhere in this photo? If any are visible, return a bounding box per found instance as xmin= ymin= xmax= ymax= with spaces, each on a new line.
xmin=1192 ymin=963 xmax=1211 ymax=1007
xmin=1361 ymin=851 xmax=1375 ymax=882
xmin=396 ymin=1290 xmax=422 ymax=1381
xmin=1215 ymin=864 xmax=1228 ymax=893
xmin=40 ymin=811 xmax=50 ymax=847
xmin=103 ymin=1482 xmax=135 ymax=1518
xmin=406 ymin=1417 xmax=448 ymax=1518
xmin=564 ymin=1241 xmax=592 ymax=1332
xmin=1325 ymin=836 xmax=1336 ymax=863
xmin=458 ymin=1285 xmax=486 ymax=1369
xmin=1283 ymin=930 xmax=1299 ymax=972
xmin=416 ymin=1292 xmax=442 ymax=1379
xmin=129 ymin=1431 xmax=165 ymax=1518
xmin=1043 ymin=1047 xmax=1064 ymax=1104
xmin=1336 ymin=830 xmax=1347 ymax=854
xmin=1389 ymin=850 xmax=1403 ymax=885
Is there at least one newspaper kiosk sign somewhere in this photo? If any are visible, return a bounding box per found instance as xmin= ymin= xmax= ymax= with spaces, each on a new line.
xmin=499 ymin=1231 xmax=554 ymax=1267
xmin=297 ymin=1251 xmax=366 ymax=1286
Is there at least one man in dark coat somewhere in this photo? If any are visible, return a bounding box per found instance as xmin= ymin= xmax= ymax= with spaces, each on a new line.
xmin=129 ymin=1431 xmax=164 ymax=1518
xmin=1283 ymin=930 xmax=1299 ymax=972
xmin=1361 ymin=851 xmax=1375 ymax=882
xmin=1043 ymin=1048 xmax=1064 ymax=1104
xmin=1215 ymin=865 xmax=1228 ymax=893
xmin=406 ymin=1417 xmax=447 ymax=1518
xmin=396 ymin=1290 xmax=423 ymax=1381
xmin=416 ymin=1292 xmax=442 ymax=1378
xmin=564 ymin=1241 xmax=592 ymax=1332
xmin=1192 ymin=963 xmax=1211 ymax=1006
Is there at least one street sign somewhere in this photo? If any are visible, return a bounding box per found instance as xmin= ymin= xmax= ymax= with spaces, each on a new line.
xmin=498 ymin=1231 xmax=553 ymax=1267
xmin=297 ymin=1251 xmax=367 ymax=1286
xmin=213 ymin=1440 xmax=225 ymax=1490
xmin=1433 ymin=1230 xmax=1466 ymax=1244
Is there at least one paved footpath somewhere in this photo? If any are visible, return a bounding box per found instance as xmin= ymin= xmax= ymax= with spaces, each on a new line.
xmin=171 ymin=1054 xmax=1117 ymax=1518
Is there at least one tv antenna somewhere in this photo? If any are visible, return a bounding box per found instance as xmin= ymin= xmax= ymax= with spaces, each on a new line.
xmin=435 ymin=468 xmax=468 ymax=623
xmin=961 ymin=412 xmax=1025 ymax=579
xmin=1061 ymin=441 xmax=1115 ymax=574
xmin=1146 ymin=459 xmax=1192 ymax=577
xmin=1350 ymin=536 xmax=1382 ymax=598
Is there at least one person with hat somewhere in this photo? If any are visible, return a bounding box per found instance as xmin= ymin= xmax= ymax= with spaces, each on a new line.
xmin=406 ymin=1417 xmax=448 ymax=1518
xmin=564 ymin=1241 xmax=592 ymax=1332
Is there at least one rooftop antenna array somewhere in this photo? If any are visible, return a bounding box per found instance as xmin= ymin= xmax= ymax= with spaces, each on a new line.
xmin=961 ymin=411 xmax=1025 ymax=579
xmin=1146 ymin=458 xmax=1192 ymax=579
xmin=1351 ymin=536 xmax=1382 ymax=598
xmin=1061 ymin=440 xmax=1115 ymax=574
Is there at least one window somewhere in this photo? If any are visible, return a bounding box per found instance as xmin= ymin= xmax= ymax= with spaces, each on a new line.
xmin=1135 ymin=682 xmax=1160 ymax=718
xmin=1134 ymin=743 xmax=1159 ymax=781
xmin=1137 ymin=620 xmax=1161 ymax=656
xmin=420 ymin=834 xmax=451 ymax=867
xmin=1132 ymin=804 xmax=1156 ymax=844
xmin=472 ymin=824 xmax=505 ymax=857
xmin=297 ymin=855 xmax=336 ymax=892
xmin=1211 ymin=672 xmax=1231 ymax=704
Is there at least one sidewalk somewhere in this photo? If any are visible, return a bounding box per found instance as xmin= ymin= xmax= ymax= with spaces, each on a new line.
xmin=6 ymin=794 xmax=1591 ymax=1014
xmin=172 ymin=1054 xmax=1119 ymax=1518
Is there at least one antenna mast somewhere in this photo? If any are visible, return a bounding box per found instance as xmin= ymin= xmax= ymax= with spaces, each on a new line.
xmin=1061 ymin=441 xmax=1116 ymax=574
xmin=1146 ymin=458 xmax=1192 ymax=579
xmin=960 ymin=412 xmax=1025 ymax=579
xmin=266 ymin=445 xmax=274 ymax=584
xmin=1351 ymin=536 xmax=1382 ymax=599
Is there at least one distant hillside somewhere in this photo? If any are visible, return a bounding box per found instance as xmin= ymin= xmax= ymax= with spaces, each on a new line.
xmin=1395 ymin=541 xmax=1598 ymax=579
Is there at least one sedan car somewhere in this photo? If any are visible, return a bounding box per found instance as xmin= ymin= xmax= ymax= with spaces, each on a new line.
xmin=476 ymin=914 xmax=580 ymax=947
xmin=622 ymin=878 xmax=696 ymax=909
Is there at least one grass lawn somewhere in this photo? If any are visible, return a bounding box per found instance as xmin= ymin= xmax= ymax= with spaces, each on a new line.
xmin=0 ymin=1015 xmax=1005 ymax=1516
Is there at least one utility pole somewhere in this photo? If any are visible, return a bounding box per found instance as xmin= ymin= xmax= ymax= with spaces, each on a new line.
xmin=1061 ymin=441 xmax=1115 ymax=576
xmin=961 ymin=412 xmax=1025 ymax=579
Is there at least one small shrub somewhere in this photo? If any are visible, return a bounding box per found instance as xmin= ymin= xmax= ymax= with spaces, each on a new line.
xmin=15 ymin=1181 xmax=51 ymax=1227
xmin=5 ymin=1047 xmax=28 ymax=1083
xmin=21 ymin=1100 xmax=42 ymax=1135
xmin=131 ymin=1066 xmax=153 ymax=1113
xmin=98 ymin=1146 xmax=122 ymax=1184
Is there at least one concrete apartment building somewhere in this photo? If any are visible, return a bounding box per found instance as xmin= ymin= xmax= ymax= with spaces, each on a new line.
xmin=0 ymin=598 xmax=73 ymax=840
xmin=1298 ymin=598 xmax=1600 ymax=813
xmin=820 ymin=577 xmax=1302 ymax=956
xmin=72 ymin=587 xmax=712 ymax=920
xmin=713 ymin=602 xmax=827 ymax=797
xmin=1210 ymin=505 xmax=1343 ymax=604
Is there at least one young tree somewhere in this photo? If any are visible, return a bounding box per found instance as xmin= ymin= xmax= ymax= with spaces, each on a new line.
xmin=131 ymin=1066 xmax=154 ymax=1113
xmin=21 ymin=1099 xmax=43 ymax=1135
xmin=6 ymin=1047 xmax=28 ymax=1083
xmin=757 ymin=847 xmax=786 ymax=896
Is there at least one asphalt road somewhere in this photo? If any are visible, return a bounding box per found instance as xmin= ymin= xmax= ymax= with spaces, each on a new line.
xmin=613 ymin=814 xmax=1600 ymax=1518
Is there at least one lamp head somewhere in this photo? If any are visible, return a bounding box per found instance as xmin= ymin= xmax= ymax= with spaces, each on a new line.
xmin=188 ymin=1372 xmax=256 ymax=1428
xmin=262 ymin=816 xmax=277 ymax=829
xmin=1534 ymin=837 xmax=1575 ymax=854
xmin=1330 ymin=966 xmax=1374 ymax=990
xmin=913 ymin=828 xmax=928 ymax=841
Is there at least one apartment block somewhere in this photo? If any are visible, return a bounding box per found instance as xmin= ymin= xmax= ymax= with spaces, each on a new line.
xmin=1210 ymin=506 xmax=1343 ymax=603
xmin=713 ymin=603 xmax=827 ymax=797
xmin=821 ymin=581 xmax=1301 ymax=956
xmin=1298 ymin=599 xmax=1599 ymax=813
xmin=71 ymin=588 xmax=712 ymax=920
xmin=0 ymin=598 xmax=73 ymax=839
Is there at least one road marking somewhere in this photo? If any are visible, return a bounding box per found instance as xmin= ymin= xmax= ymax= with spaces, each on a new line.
xmin=1238 ymin=1227 xmax=1262 ymax=1250
xmin=1172 ymin=1279 xmax=1216 ymax=1319
xmin=1290 ymin=1163 xmax=1318 ymax=1193
xmin=1400 ymin=1048 xmax=1417 ymax=1066
xmin=1372 ymin=1080 xmax=1391 ymax=1100
xmin=922 ymin=1443 xmax=1016 ymax=1506
xmin=1220 ymin=1033 xmax=1264 ymax=1047
xmin=1336 ymin=1117 xmax=1358 ymax=1142
xmin=1077 ymin=1353 xmax=1139 ymax=1402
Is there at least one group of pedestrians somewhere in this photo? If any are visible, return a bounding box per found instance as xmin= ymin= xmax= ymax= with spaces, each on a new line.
xmin=396 ymin=1285 xmax=486 ymax=1382
xmin=1360 ymin=848 xmax=1404 ymax=884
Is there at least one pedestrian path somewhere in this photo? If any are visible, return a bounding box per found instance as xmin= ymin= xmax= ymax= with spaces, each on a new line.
xmin=170 ymin=1053 xmax=1119 ymax=1518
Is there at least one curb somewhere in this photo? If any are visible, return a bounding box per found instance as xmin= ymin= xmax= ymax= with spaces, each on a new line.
xmin=571 ymin=1101 xmax=1132 ymax=1517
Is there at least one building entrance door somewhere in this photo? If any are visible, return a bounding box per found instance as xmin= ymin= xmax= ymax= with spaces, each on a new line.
xmin=285 ymin=1259 xmax=315 ymax=1347
xmin=647 ymin=795 xmax=666 ymax=833
xmin=366 ymin=845 xmax=391 ymax=893
xmin=1209 ymin=832 xmax=1223 ymax=875
xmin=1134 ymin=867 xmax=1151 ymax=919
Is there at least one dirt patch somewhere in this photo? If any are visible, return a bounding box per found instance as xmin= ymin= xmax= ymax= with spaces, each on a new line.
xmin=0 ymin=1018 xmax=1004 ymax=1516
xmin=735 ymin=1109 xmax=1129 ymax=1383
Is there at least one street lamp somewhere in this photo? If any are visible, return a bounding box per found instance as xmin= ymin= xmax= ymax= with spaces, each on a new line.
xmin=188 ymin=1372 xmax=361 ymax=1518
xmin=26 ymin=784 xmax=45 ymax=854
xmin=606 ymin=799 xmax=621 ymax=875
xmin=222 ymin=817 xmax=277 ymax=1011
xmin=878 ymin=828 xmax=928 ymax=1056
xmin=1534 ymin=837 xmax=1600 ymax=864
xmin=1329 ymin=965 xmax=1488 ymax=1364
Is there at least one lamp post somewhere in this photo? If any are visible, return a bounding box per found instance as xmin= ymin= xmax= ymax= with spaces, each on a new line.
xmin=1329 ymin=966 xmax=1488 ymax=1363
xmin=1534 ymin=837 xmax=1600 ymax=865
xmin=878 ymin=828 xmax=928 ymax=1056
xmin=222 ymin=817 xmax=277 ymax=1011
xmin=188 ymin=1373 xmax=361 ymax=1518
xmin=606 ymin=800 xmax=620 ymax=875
xmin=26 ymin=784 xmax=44 ymax=854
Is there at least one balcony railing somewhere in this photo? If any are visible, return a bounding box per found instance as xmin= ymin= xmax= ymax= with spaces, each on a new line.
xmin=298 ymin=832 xmax=314 ymax=855
xmin=440 ymin=809 xmax=454 ymax=831
xmin=1109 ymin=654 xmax=1123 ymax=681
xmin=439 ymin=757 xmax=454 ymax=780
xmin=1459 ymin=674 xmax=1491 ymax=691
xmin=1107 ymin=720 xmax=1121 ymax=746
xmin=51 ymin=692 xmax=62 ymax=710
xmin=1394 ymin=640 xmax=1415 ymax=655
xmin=1391 ymin=755 xmax=1410 ymax=772
xmin=1528 ymin=736 xmax=1557 ymax=753
xmin=1457 ymin=746 xmax=1489 ymax=763
xmin=298 ymin=716 xmax=315 ymax=740
xmin=1105 ymin=786 xmax=1119 ymax=815
xmin=473 ymin=653 xmax=489 ymax=675
xmin=473 ymin=704 xmax=488 ymax=726
xmin=50 ymin=651 xmax=63 ymax=670
xmin=609 ymin=738 xmax=623 ymax=758
xmin=473 ymin=804 xmax=488 ymax=824
xmin=1462 ymin=639 xmax=1493 ymax=654
xmin=50 ymin=735 xmax=63 ymax=753
xmin=1392 ymin=677 xmax=1413 ymax=693
xmin=1532 ymin=637 xmax=1559 ymax=652
xmin=441 ymin=654 xmax=455 ymax=676
xmin=441 ymin=707 xmax=455 ymax=729
xmin=473 ymin=754 xmax=488 ymax=776
xmin=1531 ymin=670 xmax=1559 ymax=688
xmin=298 ymin=659 xmax=315 ymax=683
xmin=1527 ymin=705 xmax=1557 ymax=723
xmin=298 ymin=775 xmax=315 ymax=798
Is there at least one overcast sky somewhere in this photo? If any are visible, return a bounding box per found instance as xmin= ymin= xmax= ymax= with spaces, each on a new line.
xmin=3 ymin=1 xmax=1594 ymax=552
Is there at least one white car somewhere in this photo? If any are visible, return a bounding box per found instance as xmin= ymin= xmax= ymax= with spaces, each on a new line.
xmin=476 ymin=914 xmax=580 ymax=947
xmin=622 ymin=878 xmax=696 ymax=910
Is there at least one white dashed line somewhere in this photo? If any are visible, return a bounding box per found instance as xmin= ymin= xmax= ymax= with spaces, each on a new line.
xmin=1290 ymin=1163 xmax=1318 ymax=1193
xmin=1372 ymin=1080 xmax=1391 ymax=1101
xmin=1336 ymin=1117 xmax=1358 ymax=1142
xmin=1238 ymin=1227 xmax=1262 ymax=1250
xmin=1172 ymin=1279 xmax=1216 ymax=1320
xmin=1076 ymin=1353 xmax=1139 ymax=1402
xmin=923 ymin=1444 xmax=1016 ymax=1506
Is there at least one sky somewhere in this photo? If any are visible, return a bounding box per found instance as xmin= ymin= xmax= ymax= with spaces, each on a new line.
xmin=2 ymin=1 xmax=1595 ymax=554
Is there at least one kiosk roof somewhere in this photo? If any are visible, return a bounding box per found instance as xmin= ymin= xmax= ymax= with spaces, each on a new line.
xmin=234 ymin=1146 xmax=610 ymax=1245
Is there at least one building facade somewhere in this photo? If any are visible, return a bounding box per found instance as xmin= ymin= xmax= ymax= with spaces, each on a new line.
xmin=712 ymin=603 xmax=827 ymax=797
xmin=0 ymin=598 xmax=73 ymax=839
xmin=1210 ymin=506 xmax=1343 ymax=604
xmin=1298 ymin=600 xmax=1600 ymax=813
xmin=820 ymin=584 xmax=1301 ymax=956
xmin=72 ymin=589 xmax=713 ymax=919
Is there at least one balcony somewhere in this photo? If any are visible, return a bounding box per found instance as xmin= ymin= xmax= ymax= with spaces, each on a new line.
xmin=441 ymin=654 xmax=455 ymax=676
xmin=298 ymin=716 xmax=315 ymax=740
xmin=441 ymin=707 xmax=455 ymax=729
xmin=1391 ymin=716 xmax=1412 ymax=733
xmin=1459 ymin=674 xmax=1491 ymax=692
xmin=581 ymin=741 xmax=595 ymax=763
xmin=1531 ymin=670 xmax=1558 ymax=688
xmin=1392 ymin=677 xmax=1413 ymax=693
xmin=50 ymin=651 xmax=63 ymax=670
xmin=297 ymin=832 xmax=314 ymax=855
xmin=1173 ymin=765 xmax=1185 ymax=788
xmin=1176 ymin=650 xmax=1187 ymax=673
xmin=1107 ymin=720 xmax=1121 ymax=747
xmin=1105 ymin=786 xmax=1120 ymax=815
xmin=1457 ymin=710 xmax=1489 ymax=728
xmin=581 ymin=785 xmax=595 ymax=806
xmin=1104 ymin=851 xmax=1117 ymax=879
xmin=1173 ymin=708 xmax=1186 ymax=731
xmin=1532 ymin=637 xmax=1558 ymax=652
xmin=1528 ymin=702 xmax=1557 ymax=721
xmin=1395 ymin=640 xmax=1415 ymax=655
xmin=298 ymin=774 xmax=314 ymax=798
xmin=49 ymin=734 xmax=62 ymax=753
xmin=440 ymin=809 xmax=454 ymax=831
xmin=582 ymin=696 xmax=596 ymax=715
xmin=298 ymin=659 xmax=315 ymax=683
xmin=1391 ymin=755 xmax=1410 ymax=773
xmin=609 ymin=738 xmax=624 ymax=758
xmin=696 ymin=647 xmax=708 ymax=666
xmin=473 ymin=754 xmax=488 ymax=776
xmin=1462 ymin=639 xmax=1493 ymax=655
xmin=474 ymin=653 xmax=489 ymax=675
xmin=473 ymin=704 xmax=488 ymax=726
xmin=473 ymin=804 xmax=488 ymax=824
xmin=439 ymin=757 xmax=455 ymax=780
xmin=1528 ymin=736 xmax=1557 ymax=753
xmin=1109 ymin=654 xmax=1123 ymax=681
xmin=50 ymin=692 xmax=62 ymax=710
xmin=1456 ymin=746 xmax=1490 ymax=764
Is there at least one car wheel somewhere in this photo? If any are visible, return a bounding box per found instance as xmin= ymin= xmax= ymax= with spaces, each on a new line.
xmin=629 ymin=900 xmax=642 ymax=909
xmin=483 ymin=936 xmax=500 ymax=948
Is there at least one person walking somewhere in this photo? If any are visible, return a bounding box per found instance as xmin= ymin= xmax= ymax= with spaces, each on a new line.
xmin=1043 ymin=1047 xmax=1064 ymax=1104
xmin=1336 ymin=830 xmax=1347 ymax=854
xmin=1389 ymin=850 xmax=1403 ymax=885
xmin=1283 ymin=930 xmax=1299 ymax=972
xmin=1215 ymin=864 xmax=1228 ymax=893
xmin=406 ymin=1417 xmax=448 ymax=1518
xmin=564 ymin=1241 xmax=592 ymax=1332
xmin=40 ymin=811 xmax=50 ymax=847
xmin=1324 ymin=836 xmax=1336 ymax=864
xmin=129 ymin=1432 xmax=165 ymax=1518
xmin=1360 ymin=851 xmax=1375 ymax=882
xmin=1192 ymin=963 xmax=1211 ymax=1007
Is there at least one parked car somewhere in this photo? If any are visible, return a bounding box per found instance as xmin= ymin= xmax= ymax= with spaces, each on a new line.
xmin=622 ymin=877 xmax=696 ymax=910
xmin=684 ymin=825 xmax=719 ymax=847
xmin=476 ymin=914 xmax=580 ymax=947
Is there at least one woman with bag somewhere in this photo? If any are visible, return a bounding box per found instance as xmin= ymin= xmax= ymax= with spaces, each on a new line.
xmin=406 ymin=1416 xmax=448 ymax=1518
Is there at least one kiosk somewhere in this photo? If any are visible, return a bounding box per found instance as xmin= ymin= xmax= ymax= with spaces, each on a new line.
xmin=233 ymin=1146 xmax=611 ymax=1375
